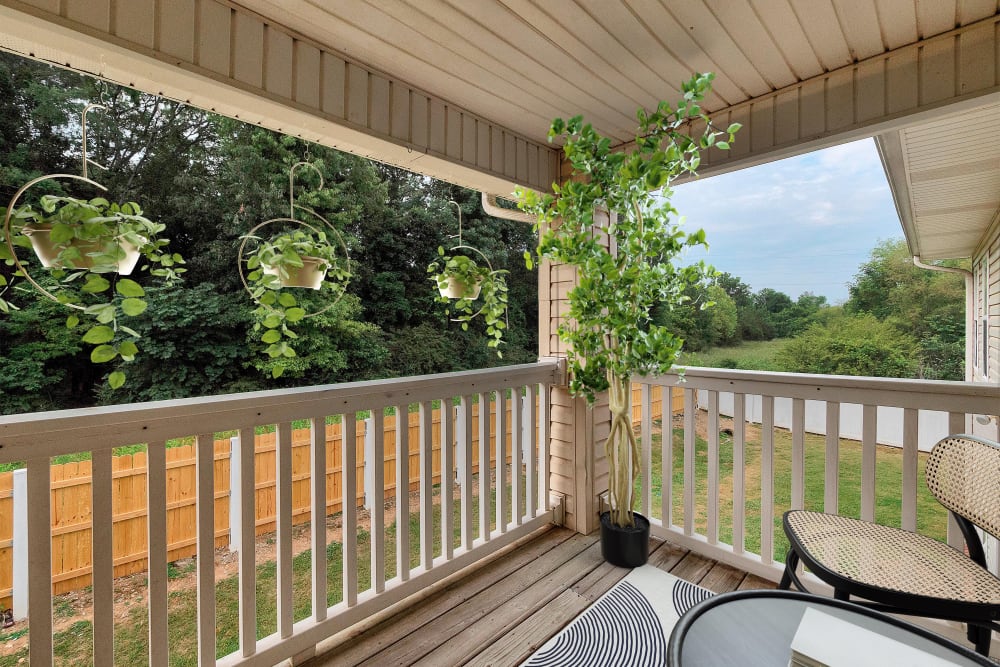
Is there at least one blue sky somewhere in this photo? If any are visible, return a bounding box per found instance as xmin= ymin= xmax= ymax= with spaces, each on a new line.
xmin=671 ymin=138 xmax=902 ymax=304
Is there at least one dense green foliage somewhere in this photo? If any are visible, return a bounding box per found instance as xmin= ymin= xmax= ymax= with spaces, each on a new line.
xmin=0 ymin=53 xmax=538 ymax=413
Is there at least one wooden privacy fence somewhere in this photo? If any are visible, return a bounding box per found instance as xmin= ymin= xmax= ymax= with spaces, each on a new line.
xmin=0 ymin=386 xmax=672 ymax=606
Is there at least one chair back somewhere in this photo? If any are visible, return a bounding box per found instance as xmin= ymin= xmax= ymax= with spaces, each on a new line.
xmin=925 ymin=435 xmax=1000 ymax=541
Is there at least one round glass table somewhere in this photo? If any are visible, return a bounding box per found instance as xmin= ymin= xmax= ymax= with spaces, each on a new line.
xmin=668 ymin=590 xmax=993 ymax=666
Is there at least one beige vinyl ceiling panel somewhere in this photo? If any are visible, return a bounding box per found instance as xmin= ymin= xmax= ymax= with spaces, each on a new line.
xmin=879 ymin=103 xmax=1000 ymax=260
xmin=234 ymin=0 xmax=999 ymax=146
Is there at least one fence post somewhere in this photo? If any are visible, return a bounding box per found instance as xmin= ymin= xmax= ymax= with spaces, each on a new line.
xmin=11 ymin=468 xmax=27 ymax=620
xmin=364 ymin=416 xmax=374 ymax=509
xmin=229 ymin=436 xmax=241 ymax=553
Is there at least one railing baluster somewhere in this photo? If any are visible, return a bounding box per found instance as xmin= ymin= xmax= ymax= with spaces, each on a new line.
xmin=791 ymin=398 xmax=805 ymax=510
xmin=311 ymin=416 xmax=328 ymax=621
xmin=495 ymin=390 xmax=507 ymax=534
xmin=371 ymin=410 xmax=385 ymax=593
xmin=901 ymin=408 xmax=919 ymax=531
xmin=824 ymin=402 xmax=840 ymax=515
xmin=640 ymin=383 xmax=652 ymax=519
xmin=147 ymin=442 xmax=169 ymax=667
xmin=947 ymin=411 xmax=965 ymax=549
xmin=861 ymin=405 xmax=877 ymax=522
xmin=342 ymin=416 xmax=358 ymax=606
xmin=237 ymin=427 xmax=256 ymax=657
xmin=707 ymin=390 xmax=719 ymax=544
xmin=27 ymin=456 xmax=53 ymax=667
xmin=195 ymin=434 xmax=217 ymax=665
xmin=732 ymin=393 xmax=746 ymax=554
xmin=525 ymin=384 xmax=537 ymax=519
xmin=478 ymin=392 xmax=491 ymax=539
xmin=511 ymin=386 xmax=523 ymax=525
xmin=91 ymin=448 xmax=114 ymax=666
xmin=761 ymin=396 xmax=775 ymax=565
xmin=683 ymin=388 xmax=695 ymax=536
xmin=662 ymin=386 xmax=673 ymax=528
xmin=460 ymin=395 xmax=474 ymax=551
xmin=440 ymin=398 xmax=454 ymax=559
xmin=418 ymin=401 xmax=433 ymax=570
xmin=276 ymin=421 xmax=294 ymax=637
xmin=395 ymin=406 xmax=410 ymax=582
xmin=538 ymin=384 xmax=550 ymax=514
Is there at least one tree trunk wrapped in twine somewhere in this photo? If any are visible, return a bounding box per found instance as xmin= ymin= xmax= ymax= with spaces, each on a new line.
xmin=605 ymin=370 xmax=639 ymax=527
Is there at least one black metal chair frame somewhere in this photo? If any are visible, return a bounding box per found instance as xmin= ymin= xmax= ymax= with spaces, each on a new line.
xmin=779 ymin=434 xmax=1000 ymax=657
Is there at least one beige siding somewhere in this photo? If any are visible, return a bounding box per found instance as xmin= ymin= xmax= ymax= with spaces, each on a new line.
xmin=0 ymin=0 xmax=557 ymax=195
xmin=973 ymin=212 xmax=1000 ymax=383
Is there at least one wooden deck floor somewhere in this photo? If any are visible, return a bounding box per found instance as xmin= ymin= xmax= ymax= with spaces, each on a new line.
xmin=303 ymin=526 xmax=775 ymax=666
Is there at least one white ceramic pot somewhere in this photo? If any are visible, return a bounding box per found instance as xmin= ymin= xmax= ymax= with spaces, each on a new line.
xmin=22 ymin=224 xmax=142 ymax=274
xmin=439 ymin=275 xmax=483 ymax=299
xmin=262 ymin=256 xmax=328 ymax=289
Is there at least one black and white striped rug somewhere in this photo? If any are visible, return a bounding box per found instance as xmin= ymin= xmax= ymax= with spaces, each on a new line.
xmin=522 ymin=566 xmax=712 ymax=667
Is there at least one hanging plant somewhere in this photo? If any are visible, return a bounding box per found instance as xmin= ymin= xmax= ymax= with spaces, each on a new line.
xmin=427 ymin=247 xmax=508 ymax=354
xmin=238 ymin=162 xmax=352 ymax=379
xmin=426 ymin=200 xmax=509 ymax=356
xmin=1 ymin=191 xmax=185 ymax=389
xmin=516 ymin=73 xmax=740 ymax=553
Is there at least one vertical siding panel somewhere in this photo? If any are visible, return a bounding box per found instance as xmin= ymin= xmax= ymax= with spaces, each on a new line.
xmin=773 ymin=90 xmax=799 ymax=145
xmin=957 ymin=22 xmax=996 ymax=93
xmin=158 ymin=0 xmax=195 ymax=62
xmin=856 ymin=59 xmax=886 ymax=122
xmin=477 ymin=121 xmax=491 ymax=170
xmin=429 ymin=99 xmax=447 ymax=155
xmin=197 ymin=1 xmax=231 ymax=77
xmin=729 ymin=106 xmax=752 ymax=158
xmin=370 ymin=77 xmax=390 ymax=136
xmin=504 ymin=133 xmax=517 ymax=179
xmin=516 ymin=138 xmax=529 ymax=182
xmin=528 ymin=144 xmax=540 ymax=188
xmin=749 ymin=98 xmax=774 ymax=153
xmin=232 ymin=11 xmax=264 ymax=88
xmin=491 ymin=126 xmax=504 ymax=174
xmin=265 ymin=28 xmax=294 ymax=99
xmin=799 ymin=78 xmax=826 ymax=138
xmin=114 ymin=0 xmax=154 ymax=48
xmin=446 ymin=107 xmax=462 ymax=159
xmin=294 ymin=42 xmax=321 ymax=109
xmin=65 ymin=0 xmax=110 ymax=31
xmin=462 ymin=115 xmax=477 ymax=165
xmin=390 ymin=83 xmax=410 ymax=141
xmin=826 ymin=68 xmax=854 ymax=131
xmin=886 ymin=52 xmax=919 ymax=113
xmin=321 ymin=52 xmax=346 ymax=119
xmin=920 ymin=37 xmax=957 ymax=104
xmin=346 ymin=64 xmax=368 ymax=127
xmin=411 ymin=93 xmax=429 ymax=147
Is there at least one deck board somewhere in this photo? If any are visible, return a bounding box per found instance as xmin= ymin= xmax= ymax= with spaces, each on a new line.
xmin=305 ymin=528 xmax=776 ymax=666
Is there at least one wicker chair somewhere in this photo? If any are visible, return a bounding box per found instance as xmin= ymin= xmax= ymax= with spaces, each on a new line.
xmin=779 ymin=434 xmax=1000 ymax=656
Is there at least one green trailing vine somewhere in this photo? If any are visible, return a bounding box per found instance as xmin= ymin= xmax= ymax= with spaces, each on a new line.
xmin=0 ymin=194 xmax=185 ymax=389
xmin=428 ymin=247 xmax=509 ymax=356
xmin=244 ymin=227 xmax=351 ymax=378
xmin=516 ymin=72 xmax=741 ymax=527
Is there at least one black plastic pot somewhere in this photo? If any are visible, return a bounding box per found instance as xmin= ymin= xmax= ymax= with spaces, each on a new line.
xmin=599 ymin=510 xmax=650 ymax=567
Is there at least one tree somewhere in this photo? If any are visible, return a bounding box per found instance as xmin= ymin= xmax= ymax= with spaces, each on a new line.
xmin=847 ymin=239 xmax=965 ymax=379
xmin=777 ymin=313 xmax=918 ymax=378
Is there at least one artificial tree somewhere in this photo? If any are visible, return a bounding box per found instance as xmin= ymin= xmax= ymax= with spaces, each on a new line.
xmin=517 ymin=73 xmax=740 ymax=543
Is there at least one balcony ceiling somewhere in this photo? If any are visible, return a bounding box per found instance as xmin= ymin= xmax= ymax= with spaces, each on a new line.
xmin=232 ymin=0 xmax=998 ymax=147
xmin=878 ymin=103 xmax=1000 ymax=261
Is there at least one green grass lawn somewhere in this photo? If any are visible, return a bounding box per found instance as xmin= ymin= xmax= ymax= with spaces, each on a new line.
xmin=0 ymin=476 xmax=528 ymax=666
xmin=640 ymin=422 xmax=948 ymax=562
xmin=680 ymin=339 xmax=789 ymax=371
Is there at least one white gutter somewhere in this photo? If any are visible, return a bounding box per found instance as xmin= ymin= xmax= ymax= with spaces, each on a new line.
xmin=482 ymin=193 xmax=536 ymax=224
xmin=912 ymin=256 xmax=974 ymax=382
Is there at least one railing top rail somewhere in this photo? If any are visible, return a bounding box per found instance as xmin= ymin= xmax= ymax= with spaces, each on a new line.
xmin=0 ymin=360 xmax=561 ymax=460
xmin=636 ymin=367 xmax=1000 ymax=414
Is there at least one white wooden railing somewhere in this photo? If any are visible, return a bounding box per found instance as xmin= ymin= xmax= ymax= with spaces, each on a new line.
xmin=0 ymin=361 xmax=560 ymax=667
xmin=634 ymin=367 xmax=1000 ymax=584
